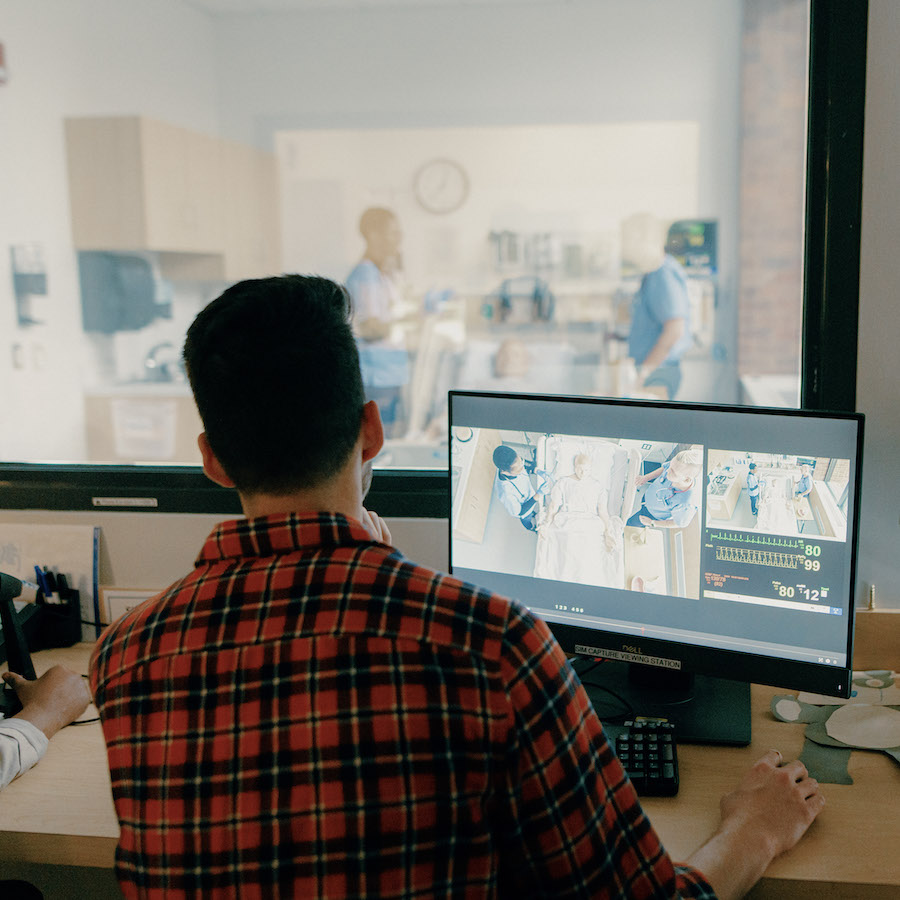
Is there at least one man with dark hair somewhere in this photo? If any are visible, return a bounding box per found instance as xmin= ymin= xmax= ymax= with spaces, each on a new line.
xmin=182 ymin=274 xmax=366 ymax=494
xmin=90 ymin=275 xmax=824 ymax=900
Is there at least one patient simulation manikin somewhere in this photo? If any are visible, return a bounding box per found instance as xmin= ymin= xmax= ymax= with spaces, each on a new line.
xmin=756 ymin=477 xmax=799 ymax=534
xmin=536 ymin=455 xmax=625 ymax=589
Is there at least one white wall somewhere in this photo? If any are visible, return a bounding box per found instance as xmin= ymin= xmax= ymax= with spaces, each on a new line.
xmin=856 ymin=0 xmax=900 ymax=609
xmin=211 ymin=0 xmax=742 ymax=345
xmin=0 ymin=0 xmax=219 ymax=460
xmin=0 ymin=510 xmax=450 ymax=594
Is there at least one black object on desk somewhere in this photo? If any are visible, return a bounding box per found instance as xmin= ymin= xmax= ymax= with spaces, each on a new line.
xmin=32 ymin=573 xmax=83 ymax=650
xmin=0 ymin=573 xmax=39 ymax=717
xmin=613 ymin=719 xmax=680 ymax=796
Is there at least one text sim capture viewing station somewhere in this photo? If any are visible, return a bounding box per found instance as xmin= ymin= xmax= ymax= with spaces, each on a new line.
xmin=448 ymin=391 xmax=863 ymax=745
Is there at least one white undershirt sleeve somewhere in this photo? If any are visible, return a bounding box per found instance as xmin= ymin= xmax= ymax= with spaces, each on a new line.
xmin=0 ymin=717 xmax=49 ymax=790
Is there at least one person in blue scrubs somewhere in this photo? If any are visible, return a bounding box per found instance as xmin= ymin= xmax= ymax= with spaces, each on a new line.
xmin=492 ymin=445 xmax=553 ymax=532
xmin=622 ymin=214 xmax=692 ymax=399
xmin=345 ymin=207 xmax=410 ymax=438
xmin=746 ymin=462 xmax=762 ymax=517
xmin=794 ymin=464 xmax=813 ymax=500
xmin=627 ymin=449 xmax=702 ymax=529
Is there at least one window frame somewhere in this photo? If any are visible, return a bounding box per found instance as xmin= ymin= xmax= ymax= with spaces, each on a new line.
xmin=0 ymin=0 xmax=867 ymax=519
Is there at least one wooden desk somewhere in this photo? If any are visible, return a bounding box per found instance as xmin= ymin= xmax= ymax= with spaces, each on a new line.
xmin=2 ymin=631 xmax=899 ymax=897
xmin=0 ymin=643 xmax=118 ymax=869
xmin=643 ymin=681 xmax=900 ymax=899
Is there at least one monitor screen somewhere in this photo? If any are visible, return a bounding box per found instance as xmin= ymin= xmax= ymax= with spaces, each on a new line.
xmin=448 ymin=391 xmax=863 ymax=744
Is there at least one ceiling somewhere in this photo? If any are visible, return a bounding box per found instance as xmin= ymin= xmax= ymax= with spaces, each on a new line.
xmin=183 ymin=0 xmax=571 ymax=13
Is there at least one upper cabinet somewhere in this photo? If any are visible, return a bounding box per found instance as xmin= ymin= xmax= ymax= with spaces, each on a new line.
xmin=64 ymin=116 xmax=280 ymax=280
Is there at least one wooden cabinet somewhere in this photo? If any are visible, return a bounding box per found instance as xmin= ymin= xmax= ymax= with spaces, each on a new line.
xmin=65 ymin=116 xmax=279 ymax=280
xmin=84 ymin=388 xmax=203 ymax=464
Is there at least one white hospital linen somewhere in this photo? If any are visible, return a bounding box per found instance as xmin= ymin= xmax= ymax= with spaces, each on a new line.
xmin=0 ymin=717 xmax=48 ymax=790
xmin=535 ymin=476 xmax=625 ymax=588
xmin=756 ymin=475 xmax=799 ymax=535
xmin=554 ymin=474 xmax=606 ymax=515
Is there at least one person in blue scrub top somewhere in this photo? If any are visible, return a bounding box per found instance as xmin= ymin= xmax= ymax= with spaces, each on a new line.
xmin=345 ymin=207 xmax=410 ymax=438
xmin=794 ymin=464 xmax=813 ymax=500
xmin=746 ymin=462 xmax=762 ymax=517
xmin=492 ymin=445 xmax=553 ymax=532
xmin=622 ymin=214 xmax=692 ymax=400
xmin=627 ymin=448 xmax=702 ymax=529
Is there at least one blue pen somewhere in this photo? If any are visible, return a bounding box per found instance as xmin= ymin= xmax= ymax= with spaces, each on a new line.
xmin=34 ymin=565 xmax=57 ymax=603
xmin=33 ymin=564 xmax=48 ymax=596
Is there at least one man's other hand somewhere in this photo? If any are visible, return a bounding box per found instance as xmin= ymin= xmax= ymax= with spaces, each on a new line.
xmin=3 ymin=665 xmax=91 ymax=739
xmin=359 ymin=508 xmax=393 ymax=545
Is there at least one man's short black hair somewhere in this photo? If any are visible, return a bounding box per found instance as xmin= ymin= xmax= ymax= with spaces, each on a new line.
xmin=183 ymin=275 xmax=365 ymax=495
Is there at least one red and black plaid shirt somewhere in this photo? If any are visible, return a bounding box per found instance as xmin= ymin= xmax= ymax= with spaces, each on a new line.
xmin=90 ymin=513 xmax=715 ymax=899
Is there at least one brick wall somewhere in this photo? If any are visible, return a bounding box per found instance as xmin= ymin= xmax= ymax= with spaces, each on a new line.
xmin=738 ymin=0 xmax=809 ymax=376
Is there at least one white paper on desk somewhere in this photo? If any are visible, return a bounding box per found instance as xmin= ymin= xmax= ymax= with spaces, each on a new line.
xmin=0 ymin=523 xmax=100 ymax=641
xmin=798 ymin=670 xmax=900 ymax=707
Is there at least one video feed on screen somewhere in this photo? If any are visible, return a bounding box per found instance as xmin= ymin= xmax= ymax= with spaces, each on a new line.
xmin=450 ymin=426 xmax=704 ymax=600
xmin=705 ymin=450 xmax=849 ymax=542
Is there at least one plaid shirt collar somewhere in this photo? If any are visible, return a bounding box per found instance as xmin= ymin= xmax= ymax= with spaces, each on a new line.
xmin=197 ymin=512 xmax=379 ymax=566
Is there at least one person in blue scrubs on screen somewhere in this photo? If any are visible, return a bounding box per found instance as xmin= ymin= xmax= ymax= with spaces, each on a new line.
xmin=492 ymin=445 xmax=553 ymax=532
xmin=627 ymin=448 xmax=702 ymax=529
xmin=746 ymin=462 xmax=763 ymax=517
xmin=622 ymin=213 xmax=692 ymax=400
xmin=794 ymin=463 xmax=813 ymax=500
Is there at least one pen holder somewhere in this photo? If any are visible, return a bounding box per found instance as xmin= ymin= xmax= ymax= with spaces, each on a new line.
xmin=33 ymin=588 xmax=82 ymax=649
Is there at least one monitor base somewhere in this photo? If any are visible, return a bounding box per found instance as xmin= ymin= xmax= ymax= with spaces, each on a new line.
xmin=579 ymin=660 xmax=752 ymax=746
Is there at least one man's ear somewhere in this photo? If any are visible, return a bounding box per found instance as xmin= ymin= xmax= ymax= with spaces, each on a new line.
xmin=197 ymin=433 xmax=235 ymax=488
xmin=360 ymin=400 xmax=385 ymax=463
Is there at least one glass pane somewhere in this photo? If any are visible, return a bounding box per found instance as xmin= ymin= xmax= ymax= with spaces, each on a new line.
xmin=1 ymin=0 xmax=810 ymax=474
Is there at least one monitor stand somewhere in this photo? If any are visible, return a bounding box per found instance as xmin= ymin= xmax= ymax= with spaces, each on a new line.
xmin=580 ymin=660 xmax=752 ymax=746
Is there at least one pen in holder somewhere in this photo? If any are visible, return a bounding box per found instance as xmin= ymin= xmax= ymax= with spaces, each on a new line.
xmin=33 ymin=573 xmax=82 ymax=649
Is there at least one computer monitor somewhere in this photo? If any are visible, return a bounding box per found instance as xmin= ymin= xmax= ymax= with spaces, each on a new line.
xmin=448 ymin=391 xmax=864 ymax=745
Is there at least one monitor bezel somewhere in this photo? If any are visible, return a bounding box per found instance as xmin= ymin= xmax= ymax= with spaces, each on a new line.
xmin=447 ymin=389 xmax=865 ymax=700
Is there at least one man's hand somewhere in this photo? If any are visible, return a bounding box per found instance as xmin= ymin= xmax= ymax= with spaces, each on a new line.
xmin=359 ymin=508 xmax=392 ymax=544
xmin=686 ymin=749 xmax=825 ymax=900
xmin=4 ymin=665 xmax=92 ymax=739
xmin=719 ymin=749 xmax=824 ymax=858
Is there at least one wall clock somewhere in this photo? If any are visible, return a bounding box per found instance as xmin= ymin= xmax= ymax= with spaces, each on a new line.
xmin=413 ymin=158 xmax=469 ymax=214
